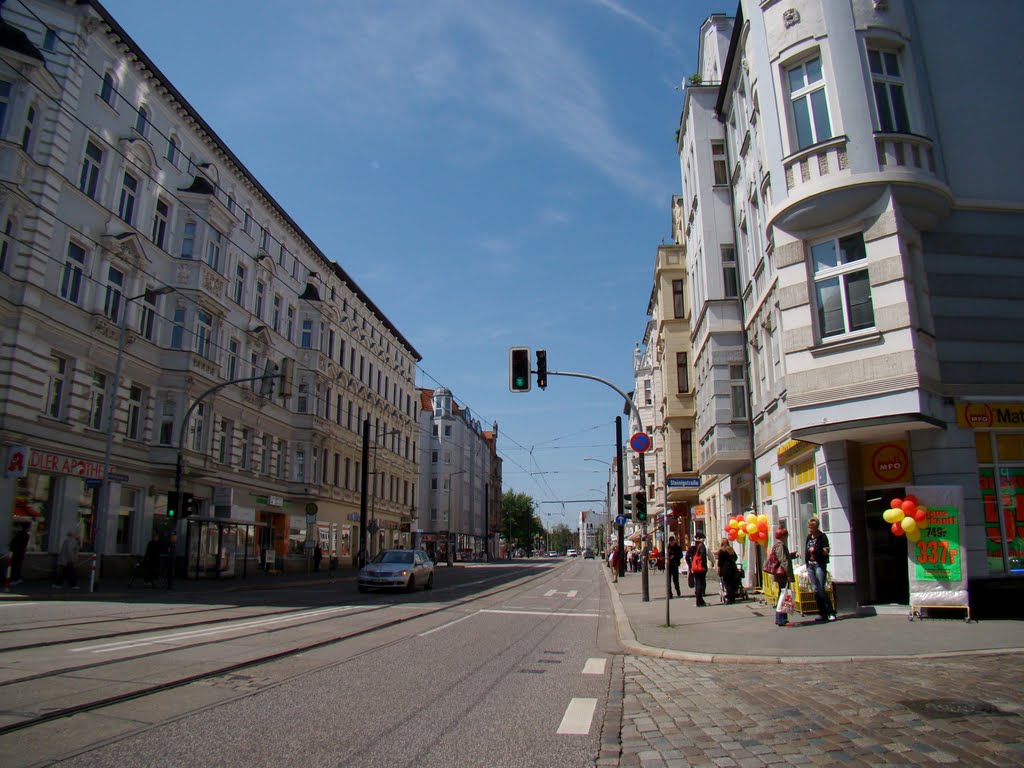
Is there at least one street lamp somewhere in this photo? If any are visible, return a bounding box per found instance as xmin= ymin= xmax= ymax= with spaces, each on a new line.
xmin=368 ymin=426 xmax=404 ymax=559
xmin=94 ymin=286 xmax=174 ymax=589
xmin=445 ymin=469 xmax=467 ymax=566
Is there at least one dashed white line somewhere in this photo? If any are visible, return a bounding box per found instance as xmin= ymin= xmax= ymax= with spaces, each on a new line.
xmin=557 ymin=697 xmax=597 ymax=734
xmin=582 ymin=657 xmax=606 ymax=675
xmin=418 ymin=612 xmax=476 ymax=637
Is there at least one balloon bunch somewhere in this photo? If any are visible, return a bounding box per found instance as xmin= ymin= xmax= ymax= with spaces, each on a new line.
xmin=882 ymin=495 xmax=927 ymax=542
xmin=724 ymin=513 xmax=770 ymax=544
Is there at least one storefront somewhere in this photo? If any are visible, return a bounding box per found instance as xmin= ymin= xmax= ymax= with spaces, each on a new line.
xmin=858 ymin=440 xmax=913 ymax=604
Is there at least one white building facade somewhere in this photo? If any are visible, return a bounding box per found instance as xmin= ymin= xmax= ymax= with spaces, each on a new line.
xmin=677 ymin=0 xmax=1024 ymax=613
xmin=0 ymin=0 xmax=420 ymax=579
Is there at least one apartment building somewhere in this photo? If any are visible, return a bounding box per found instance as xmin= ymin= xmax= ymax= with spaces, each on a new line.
xmin=677 ymin=0 xmax=1024 ymax=612
xmin=0 ymin=0 xmax=420 ymax=579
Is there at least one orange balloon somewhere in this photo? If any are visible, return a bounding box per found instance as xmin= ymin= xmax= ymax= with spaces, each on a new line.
xmin=901 ymin=500 xmax=916 ymax=513
xmin=890 ymin=498 xmax=903 ymax=509
xmin=903 ymin=495 xmax=918 ymax=506
xmin=891 ymin=522 xmax=905 ymax=537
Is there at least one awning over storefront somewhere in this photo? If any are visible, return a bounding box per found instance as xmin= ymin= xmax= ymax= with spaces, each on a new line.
xmin=790 ymin=413 xmax=944 ymax=445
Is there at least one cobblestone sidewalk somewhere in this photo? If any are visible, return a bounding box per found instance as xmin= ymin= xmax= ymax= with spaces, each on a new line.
xmin=612 ymin=652 xmax=1024 ymax=767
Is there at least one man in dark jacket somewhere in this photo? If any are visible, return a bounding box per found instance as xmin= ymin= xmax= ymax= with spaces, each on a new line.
xmin=685 ymin=533 xmax=709 ymax=607
xmin=805 ymin=517 xmax=836 ymax=622
xmin=9 ymin=524 xmax=28 ymax=585
xmin=667 ymin=536 xmax=683 ymax=598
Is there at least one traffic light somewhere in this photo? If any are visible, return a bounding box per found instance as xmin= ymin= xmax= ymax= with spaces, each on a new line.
xmin=536 ymin=349 xmax=547 ymax=389
xmin=509 ymin=347 xmax=531 ymax=392
xmin=621 ymin=492 xmax=633 ymax=516
xmin=182 ymin=492 xmax=195 ymax=517
xmin=634 ymin=491 xmax=648 ymax=523
xmin=167 ymin=491 xmax=178 ymax=519
xmin=279 ymin=357 xmax=295 ymax=398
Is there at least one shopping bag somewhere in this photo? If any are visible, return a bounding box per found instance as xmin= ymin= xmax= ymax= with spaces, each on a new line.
xmin=776 ymin=587 xmax=794 ymax=614
xmin=763 ymin=551 xmax=787 ymax=577
xmin=691 ymin=552 xmax=705 ymax=573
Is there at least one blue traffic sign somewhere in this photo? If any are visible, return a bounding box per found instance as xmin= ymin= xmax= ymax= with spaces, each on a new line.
xmin=615 ymin=514 xmax=628 ymax=526
xmin=629 ymin=432 xmax=651 ymax=453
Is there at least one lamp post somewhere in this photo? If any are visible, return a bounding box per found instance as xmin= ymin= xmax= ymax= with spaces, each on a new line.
xmin=445 ymin=469 xmax=467 ymax=566
xmin=94 ymin=286 xmax=173 ymax=590
xmin=366 ymin=425 xmax=404 ymax=561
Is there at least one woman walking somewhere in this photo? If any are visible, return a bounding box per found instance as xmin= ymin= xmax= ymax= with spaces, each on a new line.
xmin=771 ymin=527 xmax=798 ymax=626
xmin=717 ymin=538 xmax=740 ymax=604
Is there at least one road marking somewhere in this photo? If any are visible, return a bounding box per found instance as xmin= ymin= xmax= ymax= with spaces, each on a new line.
xmin=557 ymin=697 xmax=597 ymax=734
xmin=543 ymin=589 xmax=578 ymax=598
xmin=582 ymin=657 xmax=606 ymax=675
xmin=418 ymin=612 xmax=476 ymax=637
xmin=0 ymin=602 xmax=39 ymax=608
xmin=479 ymin=609 xmax=598 ymax=618
xmin=72 ymin=606 xmax=356 ymax=653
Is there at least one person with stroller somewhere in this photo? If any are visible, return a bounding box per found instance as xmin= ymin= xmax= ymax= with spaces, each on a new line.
xmin=717 ymin=538 xmax=740 ymax=604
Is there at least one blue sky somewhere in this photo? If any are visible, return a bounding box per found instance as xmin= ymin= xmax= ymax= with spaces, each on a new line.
xmin=101 ymin=0 xmax=727 ymax=531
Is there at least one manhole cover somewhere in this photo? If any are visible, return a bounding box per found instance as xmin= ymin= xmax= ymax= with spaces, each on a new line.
xmin=902 ymin=699 xmax=1009 ymax=719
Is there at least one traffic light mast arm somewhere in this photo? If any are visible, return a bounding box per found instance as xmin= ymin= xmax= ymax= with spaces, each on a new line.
xmin=541 ymin=369 xmax=644 ymax=432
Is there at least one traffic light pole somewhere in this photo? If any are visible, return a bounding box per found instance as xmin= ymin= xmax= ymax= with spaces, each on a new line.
xmin=615 ymin=417 xmax=625 ymax=578
xmin=170 ymin=371 xmax=283 ymax=589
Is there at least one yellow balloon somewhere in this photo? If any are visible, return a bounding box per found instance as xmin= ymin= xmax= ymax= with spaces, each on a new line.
xmin=882 ymin=508 xmax=904 ymax=524
xmin=757 ymin=514 xmax=769 ymax=524
xmin=736 ymin=528 xmax=747 ymax=539
xmin=729 ymin=520 xmax=739 ymax=529
xmin=746 ymin=523 xmax=758 ymax=535
xmin=900 ymin=516 xmax=917 ymax=532
xmin=906 ymin=527 xmax=921 ymax=542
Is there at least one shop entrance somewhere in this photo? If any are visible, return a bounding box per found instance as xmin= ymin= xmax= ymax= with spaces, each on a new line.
xmin=864 ymin=489 xmax=910 ymax=604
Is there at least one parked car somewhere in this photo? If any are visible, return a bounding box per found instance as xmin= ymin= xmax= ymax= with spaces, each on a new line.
xmin=357 ymin=549 xmax=434 ymax=592
xmin=567 ymin=548 xmax=578 ymax=557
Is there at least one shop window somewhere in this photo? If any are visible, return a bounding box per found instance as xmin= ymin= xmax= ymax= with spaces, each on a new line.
xmin=15 ymin=472 xmax=55 ymax=552
xmin=976 ymin=430 xmax=1024 ymax=576
xmin=789 ymin=458 xmax=817 ymax=534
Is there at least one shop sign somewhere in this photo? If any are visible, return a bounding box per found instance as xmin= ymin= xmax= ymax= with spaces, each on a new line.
xmin=776 ymin=439 xmax=815 ymax=464
xmin=957 ymin=402 xmax=1024 ymax=429
xmin=861 ymin=441 xmax=911 ymax=485
xmin=691 ymin=504 xmax=706 ymax=520
xmin=347 ymin=513 xmax=360 ymax=522
xmin=667 ymin=477 xmax=700 ymax=489
xmin=26 ymin=448 xmax=104 ymax=479
xmin=5 ymin=445 xmax=27 ymax=478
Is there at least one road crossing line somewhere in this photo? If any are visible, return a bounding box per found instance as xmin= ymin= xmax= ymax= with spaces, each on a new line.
xmin=479 ymin=609 xmax=598 ymax=618
xmin=557 ymin=697 xmax=597 ymax=735
xmin=72 ymin=606 xmax=357 ymax=653
xmin=543 ymin=589 xmax=578 ymax=598
xmin=582 ymin=657 xmax=606 ymax=675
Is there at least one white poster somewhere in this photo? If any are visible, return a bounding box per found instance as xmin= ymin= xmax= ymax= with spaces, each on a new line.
xmin=905 ymin=485 xmax=968 ymax=610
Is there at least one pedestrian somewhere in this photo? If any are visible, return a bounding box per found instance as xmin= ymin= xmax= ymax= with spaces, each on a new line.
xmin=686 ymin=533 xmax=709 ymax=607
xmin=608 ymin=545 xmax=620 ymax=582
xmin=53 ymin=530 xmax=80 ymax=590
xmin=805 ymin=517 xmax=837 ymax=622
xmin=9 ymin=524 xmax=28 ymax=586
xmin=771 ymin=526 xmax=798 ymax=626
xmin=143 ymin=532 xmax=162 ymax=586
xmin=313 ymin=543 xmax=323 ymax=572
xmin=717 ymin=538 xmax=740 ymax=604
xmin=667 ymin=535 xmax=683 ymax=598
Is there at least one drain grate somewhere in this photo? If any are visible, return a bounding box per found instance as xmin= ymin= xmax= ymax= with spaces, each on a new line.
xmin=902 ymin=699 xmax=1011 ymax=719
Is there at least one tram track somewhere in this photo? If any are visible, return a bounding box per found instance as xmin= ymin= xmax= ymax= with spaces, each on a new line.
xmin=0 ymin=563 xmax=567 ymax=737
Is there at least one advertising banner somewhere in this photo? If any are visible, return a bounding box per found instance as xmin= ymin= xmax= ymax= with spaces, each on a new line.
xmin=905 ymin=485 xmax=968 ymax=610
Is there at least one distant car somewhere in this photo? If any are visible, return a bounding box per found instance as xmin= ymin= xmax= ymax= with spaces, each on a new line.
xmin=584 ymin=549 xmax=595 ymax=559
xmin=546 ymin=551 xmax=558 ymax=557
xmin=358 ymin=549 xmax=434 ymax=592
xmin=567 ymin=548 xmax=578 ymax=557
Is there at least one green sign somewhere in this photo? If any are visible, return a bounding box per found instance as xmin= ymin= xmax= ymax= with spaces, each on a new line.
xmin=913 ymin=504 xmax=962 ymax=581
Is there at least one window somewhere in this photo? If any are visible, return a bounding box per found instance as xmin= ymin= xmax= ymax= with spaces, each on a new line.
xmin=43 ymin=29 xmax=57 ymax=51
xmin=277 ymin=439 xmax=287 ymax=478
xmin=243 ymin=210 xmax=252 ymax=236
xmin=0 ymin=80 xmax=10 ymax=136
xmin=300 ymin=318 xmax=313 ymax=348
xmin=226 ymin=338 xmax=239 ymax=380
xmin=680 ymin=428 xmax=693 ymax=472
xmin=261 ymin=227 xmax=270 ymax=253
xmin=88 ymin=371 xmax=106 ymax=430
xmin=180 ymin=222 xmax=195 ymax=259
xmin=125 ymin=384 xmax=144 ymax=440
xmin=810 ymin=233 xmax=874 ymax=338
xmin=431 ymin=451 xmax=438 ymax=464
xmin=79 ymin=141 xmax=102 ymax=199
xmin=297 ymin=382 xmax=308 ymax=413
xmin=166 ymin=136 xmax=178 ymax=166
xmin=672 ymin=279 xmax=685 ymax=318
xmin=158 ymin=400 xmax=175 ymax=445
xmin=117 ymin=172 xmax=138 ymax=225
xmin=189 ymin=402 xmax=206 ymax=452
xmin=286 ymin=306 xmax=294 ymax=342
xmin=151 ymin=199 xmax=169 ymax=249
xmin=254 ymin=280 xmax=265 ymax=319
xmin=787 ymin=56 xmax=832 ymax=150
xmin=45 ymin=353 xmax=67 ymax=418
xmin=21 ymin=106 xmax=35 ymax=153
xmin=195 ymin=310 xmax=214 ymax=358
xmin=170 ymin=305 xmax=186 ymax=349
xmin=233 ymin=263 xmax=246 ymax=305
xmin=868 ymin=48 xmax=910 ymax=133
xmin=134 ymin=105 xmax=148 ymax=137
xmin=0 ymin=216 xmax=13 ymax=271
xmin=712 ymin=141 xmax=728 ymax=185
xmin=60 ymin=242 xmax=86 ymax=304
xmin=206 ymin=229 xmax=222 ymax=272
xmin=271 ymin=294 xmax=281 ymax=332
xmin=294 ymin=446 xmax=305 ymax=482
xmin=103 ymin=266 xmax=124 ymax=323
xmin=100 ymin=72 xmax=116 ymax=107
xmin=676 ymin=352 xmax=689 ymax=394
xmin=217 ymin=418 xmax=233 ymax=464
xmin=240 ymin=428 xmax=251 ymax=469
xmin=444 ymin=425 xmax=452 ymax=437
xmin=730 ymin=364 xmax=747 ymax=419
xmin=644 ymin=379 xmax=653 ymax=406
xmin=261 ymin=434 xmax=271 ymax=474
xmin=722 ymin=245 xmax=738 ymax=298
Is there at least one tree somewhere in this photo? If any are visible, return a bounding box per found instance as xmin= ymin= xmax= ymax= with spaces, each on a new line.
xmin=502 ymin=490 xmax=537 ymax=553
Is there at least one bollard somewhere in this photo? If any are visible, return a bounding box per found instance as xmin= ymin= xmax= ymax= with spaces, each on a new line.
xmin=87 ymin=553 xmax=97 ymax=593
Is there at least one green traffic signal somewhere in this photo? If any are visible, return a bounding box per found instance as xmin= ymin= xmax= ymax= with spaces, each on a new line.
xmin=509 ymin=347 xmax=531 ymax=392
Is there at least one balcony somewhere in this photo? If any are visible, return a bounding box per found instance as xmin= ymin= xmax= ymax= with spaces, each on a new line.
xmin=772 ymin=133 xmax=952 ymax=236
xmin=173 ymin=259 xmax=227 ymax=304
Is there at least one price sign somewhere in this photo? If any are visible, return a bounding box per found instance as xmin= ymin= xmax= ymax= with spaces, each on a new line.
xmin=913 ymin=505 xmax=961 ymax=581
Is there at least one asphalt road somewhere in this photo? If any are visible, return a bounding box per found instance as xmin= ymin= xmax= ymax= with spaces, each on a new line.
xmin=1 ymin=558 xmax=618 ymax=767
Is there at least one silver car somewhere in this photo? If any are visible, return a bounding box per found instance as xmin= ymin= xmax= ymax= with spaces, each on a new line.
xmin=357 ymin=549 xmax=434 ymax=593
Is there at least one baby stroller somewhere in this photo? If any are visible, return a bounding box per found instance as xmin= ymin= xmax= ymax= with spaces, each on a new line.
xmin=720 ymin=563 xmax=749 ymax=603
